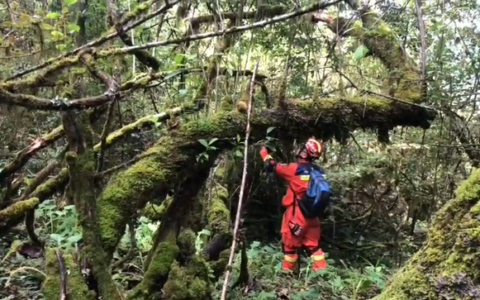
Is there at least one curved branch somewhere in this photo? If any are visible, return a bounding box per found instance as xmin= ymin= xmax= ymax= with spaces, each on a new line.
xmin=0 ymin=70 xmax=165 ymax=110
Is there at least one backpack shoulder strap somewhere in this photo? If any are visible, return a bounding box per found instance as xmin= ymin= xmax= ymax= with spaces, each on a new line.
xmin=288 ymin=182 xmax=298 ymax=216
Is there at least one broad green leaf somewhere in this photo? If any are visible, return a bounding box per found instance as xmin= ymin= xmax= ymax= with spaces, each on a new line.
xmin=235 ymin=150 xmax=243 ymax=157
xmin=51 ymin=30 xmax=64 ymax=38
xmin=67 ymin=23 xmax=80 ymax=32
xmin=353 ymin=44 xmax=369 ymax=62
xmin=266 ymin=126 xmax=275 ymax=134
xmin=64 ymin=0 xmax=78 ymax=5
xmin=45 ymin=12 xmax=61 ymax=19
xmin=208 ymin=138 xmax=218 ymax=145
xmin=198 ymin=139 xmax=209 ymax=148
xmin=174 ymin=53 xmax=185 ymax=65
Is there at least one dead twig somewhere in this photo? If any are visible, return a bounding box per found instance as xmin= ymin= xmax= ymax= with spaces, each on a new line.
xmin=220 ymin=61 xmax=259 ymax=300
xmin=56 ymin=249 xmax=67 ymax=300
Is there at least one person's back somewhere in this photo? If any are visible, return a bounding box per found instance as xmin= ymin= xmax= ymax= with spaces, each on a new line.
xmin=259 ymin=138 xmax=327 ymax=272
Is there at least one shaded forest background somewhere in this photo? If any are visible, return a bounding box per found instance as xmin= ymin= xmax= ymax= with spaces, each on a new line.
xmin=0 ymin=0 xmax=479 ymax=299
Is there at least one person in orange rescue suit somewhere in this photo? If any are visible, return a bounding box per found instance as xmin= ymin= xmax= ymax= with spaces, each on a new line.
xmin=259 ymin=138 xmax=327 ymax=272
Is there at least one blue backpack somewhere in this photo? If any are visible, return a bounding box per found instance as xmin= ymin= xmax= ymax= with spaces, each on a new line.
xmin=292 ymin=164 xmax=332 ymax=219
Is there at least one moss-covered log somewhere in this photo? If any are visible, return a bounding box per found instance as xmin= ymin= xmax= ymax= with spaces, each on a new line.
xmin=97 ymin=97 xmax=434 ymax=261
xmin=0 ymin=197 xmax=39 ymax=226
xmin=371 ymin=169 xmax=480 ymax=300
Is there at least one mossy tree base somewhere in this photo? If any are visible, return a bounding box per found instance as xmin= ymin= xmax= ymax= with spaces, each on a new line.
xmin=42 ymin=248 xmax=96 ymax=300
xmin=371 ymin=168 xmax=480 ymax=300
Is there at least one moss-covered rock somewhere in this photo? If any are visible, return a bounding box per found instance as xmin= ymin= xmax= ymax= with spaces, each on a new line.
xmin=371 ymin=169 xmax=480 ymax=300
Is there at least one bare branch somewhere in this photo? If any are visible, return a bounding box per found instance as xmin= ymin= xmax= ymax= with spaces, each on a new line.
xmin=6 ymin=0 xmax=180 ymax=81
xmin=98 ymin=1 xmax=343 ymax=54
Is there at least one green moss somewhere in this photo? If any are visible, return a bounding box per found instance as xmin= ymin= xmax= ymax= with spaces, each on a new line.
xmin=162 ymin=256 xmax=213 ymax=300
xmin=372 ymin=168 xmax=480 ymax=299
xmin=177 ymin=229 xmax=196 ymax=258
xmin=97 ymin=138 xmax=189 ymax=258
xmin=359 ymin=11 xmax=422 ymax=104
xmin=128 ymin=237 xmax=179 ymax=300
xmin=0 ymin=197 xmax=39 ymax=224
xmin=220 ymin=96 xmax=234 ymax=111
xmin=142 ymin=197 xmax=172 ymax=221
xmin=42 ymin=248 xmax=95 ymax=300
xmin=207 ymin=185 xmax=230 ymax=234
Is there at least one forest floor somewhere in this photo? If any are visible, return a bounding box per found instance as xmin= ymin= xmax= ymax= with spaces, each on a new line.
xmin=0 ymin=204 xmax=395 ymax=300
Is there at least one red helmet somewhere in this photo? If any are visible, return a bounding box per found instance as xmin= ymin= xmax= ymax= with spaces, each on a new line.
xmin=304 ymin=138 xmax=323 ymax=159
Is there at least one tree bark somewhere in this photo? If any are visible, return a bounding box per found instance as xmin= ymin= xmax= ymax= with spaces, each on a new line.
xmin=371 ymin=169 xmax=480 ymax=300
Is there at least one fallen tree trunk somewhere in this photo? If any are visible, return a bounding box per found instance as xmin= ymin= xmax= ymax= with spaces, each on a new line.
xmin=96 ymin=95 xmax=435 ymax=261
xmin=371 ymin=168 xmax=480 ymax=300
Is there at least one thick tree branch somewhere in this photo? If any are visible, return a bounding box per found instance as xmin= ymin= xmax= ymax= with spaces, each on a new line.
xmin=0 ymin=69 xmax=165 ymax=110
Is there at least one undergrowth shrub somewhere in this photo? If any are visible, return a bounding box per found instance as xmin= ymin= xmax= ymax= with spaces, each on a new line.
xmin=215 ymin=241 xmax=391 ymax=300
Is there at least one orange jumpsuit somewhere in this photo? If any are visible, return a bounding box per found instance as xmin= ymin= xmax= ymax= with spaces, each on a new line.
xmin=260 ymin=147 xmax=326 ymax=272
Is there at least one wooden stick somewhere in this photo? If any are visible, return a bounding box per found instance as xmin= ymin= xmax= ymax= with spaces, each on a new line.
xmin=220 ymin=61 xmax=259 ymax=300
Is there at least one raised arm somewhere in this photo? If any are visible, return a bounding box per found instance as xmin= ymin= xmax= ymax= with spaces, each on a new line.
xmin=259 ymin=147 xmax=295 ymax=181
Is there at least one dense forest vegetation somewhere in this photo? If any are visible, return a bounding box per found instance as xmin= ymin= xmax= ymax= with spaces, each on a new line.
xmin=0 ymin=0 xmax=479 ymax=299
